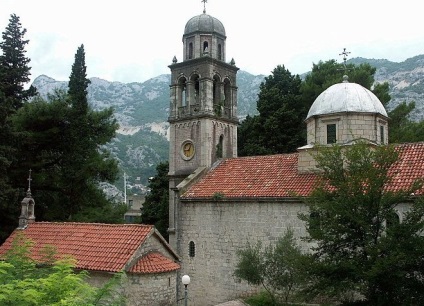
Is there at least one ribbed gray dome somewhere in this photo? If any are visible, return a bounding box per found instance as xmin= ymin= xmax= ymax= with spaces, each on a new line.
xmin=184 ymin=13 xmax=226 ymax=36
xmin=306 ymin=81 xmax=388 ymax=120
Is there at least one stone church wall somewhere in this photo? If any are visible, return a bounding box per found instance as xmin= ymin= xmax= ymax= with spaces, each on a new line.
xmin=177 ymin=200 xmax=309 ymax=305
xmin=86 ymin=268 xmax=177 ymax=306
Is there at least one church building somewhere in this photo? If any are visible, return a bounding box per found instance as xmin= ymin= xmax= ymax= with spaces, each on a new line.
xmin=167 ymin=7 xmax=424 ymax=306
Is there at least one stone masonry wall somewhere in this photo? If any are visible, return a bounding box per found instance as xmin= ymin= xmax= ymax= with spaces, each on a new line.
xmin=177 ymin=200 xmax=309 ymax=306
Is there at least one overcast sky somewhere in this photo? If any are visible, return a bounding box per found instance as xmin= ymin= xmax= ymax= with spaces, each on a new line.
xmin=1 ymin=0 xmax=423 ymax=85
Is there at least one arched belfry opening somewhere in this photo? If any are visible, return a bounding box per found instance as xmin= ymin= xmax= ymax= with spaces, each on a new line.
xmin=177 ymin=77 xmax=187 ymax=111
xmin=203 ymin=41 xmax=209 ymax=54
xmin=189 ymin=74 xmax=200 ymax=106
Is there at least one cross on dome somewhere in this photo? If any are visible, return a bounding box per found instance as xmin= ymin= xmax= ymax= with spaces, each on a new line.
xmin=339 ymin=48 xmax=352 ymax=81
xmin=201 ymin=0 xmax=207 ymax=13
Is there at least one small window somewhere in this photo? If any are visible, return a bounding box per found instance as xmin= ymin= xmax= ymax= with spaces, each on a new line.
xmin=327 ymin=124 xmax=336 ymax=144
xmin=216 ymin=135 xmax=223 ymax=158
xmin=189 ymin=241 xmax=195 ymax=257
xmin=380 ymin=125 xmax=385 ymax=144
xmin=203 ymin=41 xmax=209 ymax=52
xmin=218 ymin=44 xmax=222 ymax=60
xmin=188 ymin=42 xmax=193 ymax=59
xmin=128 ymin=199 xmax=133 ymax=208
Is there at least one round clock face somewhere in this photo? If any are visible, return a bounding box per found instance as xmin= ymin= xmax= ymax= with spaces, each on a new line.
xmin=182 ymin=141 xmax=195 ymax=159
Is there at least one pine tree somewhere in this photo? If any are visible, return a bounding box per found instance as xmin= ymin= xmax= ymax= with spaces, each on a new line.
xmin=0 ymin=14 xmax=36 ymax=242
xmin=140 ymin=161 xmax=169 ymax=239
xmin=238 ymin=65 xmax=305 ymax=156
xmin=11 ymin=45 xmax=119 ymax=221
xmin=0 ymin=13 xmax=36 ymax=108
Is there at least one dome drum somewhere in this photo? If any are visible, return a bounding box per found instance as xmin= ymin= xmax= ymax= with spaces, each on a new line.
xmin=183 ymin=13 xmax=226 ymax=62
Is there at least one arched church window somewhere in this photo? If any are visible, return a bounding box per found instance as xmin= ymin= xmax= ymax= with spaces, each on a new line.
xmin=188 ymin=42 xmax=193 ymax=59
xmin=327 ymin=124 xmax=337 ymax=144
xmin=218 ymin=44 xmax=222 ymax=60
xmin=203 ymin=41 xmax=209 ymax=53
xmin=216 ymin=135 xmax=223 ymax=158
xmin=189 ymin=241 xmax=195 ymax=257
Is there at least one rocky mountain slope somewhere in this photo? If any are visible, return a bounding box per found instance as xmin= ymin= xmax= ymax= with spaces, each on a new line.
xmin=31 ymin=55 xmax=424 ymax=198
xmin=32 ymin=71 xmax=264 ymax=198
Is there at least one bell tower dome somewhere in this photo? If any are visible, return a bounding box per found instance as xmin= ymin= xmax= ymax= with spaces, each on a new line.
xmin=168 ymin=7 xmax=239 ymax=246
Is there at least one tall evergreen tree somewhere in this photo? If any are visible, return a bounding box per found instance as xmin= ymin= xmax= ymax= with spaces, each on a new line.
xmin=238 ymin=65 xmax=305 ymax=156
xmin=140 ymin=161 xmax=169 ymax=240
xmin=0 ymin=14 xmax=36 ymax=242
xmin=0 ymin=13 xmax=36 ymax=108
xmin=11 ymin=45 xmax=119 ymax=222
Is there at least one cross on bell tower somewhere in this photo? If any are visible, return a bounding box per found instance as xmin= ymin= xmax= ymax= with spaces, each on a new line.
xmin=19 ymin=169 xmax=36 ymax=229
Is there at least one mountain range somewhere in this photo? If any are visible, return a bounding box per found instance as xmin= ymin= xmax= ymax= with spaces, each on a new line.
xmin=31 ymin=55 xmax=424 ymax=200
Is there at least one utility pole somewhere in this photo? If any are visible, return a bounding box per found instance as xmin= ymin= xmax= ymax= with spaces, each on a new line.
xmin=124 ymin=172 xmax=127 ymax=204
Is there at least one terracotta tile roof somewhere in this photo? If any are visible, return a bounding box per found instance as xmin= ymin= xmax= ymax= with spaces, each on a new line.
xmin=388 ymin=142 xmax=424 ymax=194
xmin=128 ymin=252 xmax=180 ymax=273
xmin=182 ymin=153 xmax=319 ymax=199
xmin=182 ymin=143 xmax=424 ymax=199
xmin=0 ymin=223 xmax=154 ymax=273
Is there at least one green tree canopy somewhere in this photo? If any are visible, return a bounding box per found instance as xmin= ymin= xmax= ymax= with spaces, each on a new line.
xmin=0 ymin=14 xmax=36 ymax=242
xmin=238 ymin=65 xmax=306 ymax=156
xmin=10 ymin=45 xmax=120 ymax=222
xmin=234 ymin=229 xmax=308 ymax=305
xmin=0 ymin=13 xmax=36 ymax=107
xmin=140 ymin=161 xmax=169 ymax=240
xmin=299 ymin=142 xmax=424 ymax=304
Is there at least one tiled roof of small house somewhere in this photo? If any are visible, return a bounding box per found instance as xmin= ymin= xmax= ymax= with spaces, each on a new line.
xmin=182 ymin=143 xmax=424 ymax=199
xmin=0 ymin=222 xmax=178 ymax=274
xmin=128 ymin=252 xmax=180 ymax=273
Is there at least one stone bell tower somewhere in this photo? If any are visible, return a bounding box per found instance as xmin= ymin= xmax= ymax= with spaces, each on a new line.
xmin=167 ymin=7 xmax=239 ymax=248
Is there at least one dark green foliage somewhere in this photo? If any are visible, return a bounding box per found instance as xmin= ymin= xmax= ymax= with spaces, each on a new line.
xmin=10 ymin=46 xmax=120 ymax=222
xmin=234 ymin=229 xmax=308 ymax=304
xmin=388 ymin=101 xmax=424 ymax=143
xmin=140 ymin=161 xmax=169 ymax=239
xmin=299 ymin=142 xmax=424 ymax=304
xmin=238 ymin=65 xmax=306 ymax=156
xmin=0 ymin=14 xmax=36 ymax=242
xmin=300 ymin=60 xmax=379 ymax=104
xmin=0 ymin=13 xmax=37 ymax=108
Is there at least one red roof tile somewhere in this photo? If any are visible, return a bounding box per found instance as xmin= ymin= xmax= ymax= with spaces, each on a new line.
xmin=388 ymin=142 xmax=424 ymax=194
xmin=0 ymin=223 xmax=153 ymax=273
xmin=182 ymin=153 xmax=319 ymax=199
xmin=182 ymin=143 xmax=424 ymax=199
xmin=128 ymin=252 xmax=180 ymax=274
